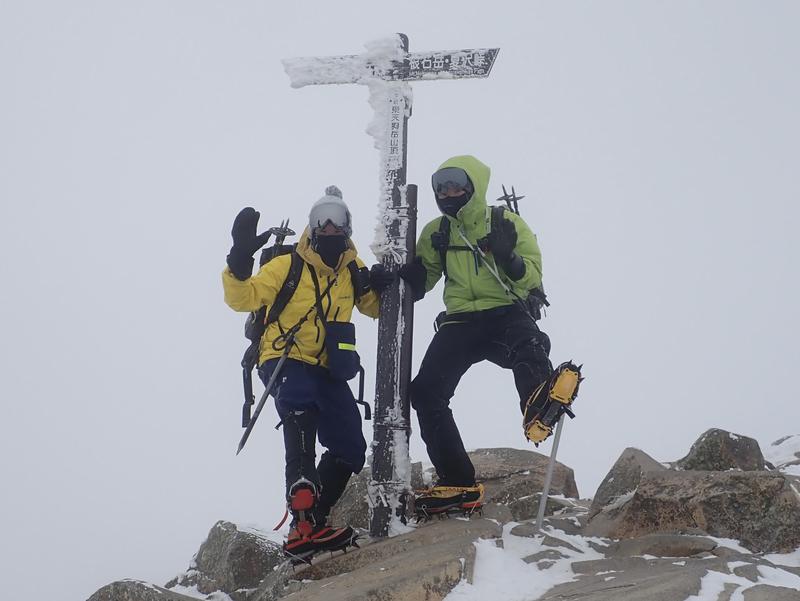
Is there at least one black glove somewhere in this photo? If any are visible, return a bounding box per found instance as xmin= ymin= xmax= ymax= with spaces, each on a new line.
xmin=398 ymin=256 xmax=427 ymax=302
xmin=369 ymin=264 xmax=395 ymax=295
xmin=227 ymin=207 xmax=271 ymax=280
xmin=487 ymin=216 xmax=517 ymax=264
xmin=487 ymin=216 xmax=525 ymax=281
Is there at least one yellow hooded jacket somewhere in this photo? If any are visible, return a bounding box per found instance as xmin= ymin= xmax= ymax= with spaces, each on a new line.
xmin=222 ymin=228 xmax=380 ymax=368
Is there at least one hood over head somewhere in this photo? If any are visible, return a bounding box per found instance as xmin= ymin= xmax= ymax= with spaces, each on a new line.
xmin=434 ymin=155 xmax=491 ymax=236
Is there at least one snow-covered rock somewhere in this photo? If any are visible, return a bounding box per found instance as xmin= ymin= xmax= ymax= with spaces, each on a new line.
xmin=766 ymin=434 xmax=800 ymax=477
xmin=164 ymin=521 xmax=283 ymax=600
xmin=588 ymin=447 xmax=667 ymax=519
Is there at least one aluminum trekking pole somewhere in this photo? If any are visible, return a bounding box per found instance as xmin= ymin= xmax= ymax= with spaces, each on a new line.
xmin=535 ymin=413 xmax=566 ymax=532
xmin=236 ymin=334 xmax=294 ymax=455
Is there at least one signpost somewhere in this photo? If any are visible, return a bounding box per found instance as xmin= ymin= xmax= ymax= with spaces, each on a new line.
xmin=284 ymin=34 xmax=498 ymax=537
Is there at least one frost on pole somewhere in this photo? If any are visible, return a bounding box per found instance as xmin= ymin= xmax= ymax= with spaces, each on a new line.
xmin=282 ymin=34 xmax=498 ymax=538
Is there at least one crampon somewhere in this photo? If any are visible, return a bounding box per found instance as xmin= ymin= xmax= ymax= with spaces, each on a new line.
xmin=523 ymin=361 xmax=583 ymax=445
xmin=411 ymin=483 xmax=485 ymax=522
xmin=273 ymin=479 xmax=361 ymax=566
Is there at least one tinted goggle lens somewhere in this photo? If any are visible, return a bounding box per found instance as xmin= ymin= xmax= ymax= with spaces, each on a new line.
xmin=310 ymin=205 xmax=349 ymax=232
xmin=432 ymin=167 xmax=473 ymax=196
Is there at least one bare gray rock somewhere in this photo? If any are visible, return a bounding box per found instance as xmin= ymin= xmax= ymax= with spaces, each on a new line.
xmin=471 ymin=447 xmax=579 ymax=498
xmin=589 ymin=447 xmax=667 ymax=519
xmin=165 ymin=521 xmax=283 ymax=598
xmin=605 ymin=534 xmax=717 ymax=558
xmin=88 ymin=580 xmax=199 ymax=601
xmin=676 ymin=428 xmax=769 ymax=472
xmin=522 ymin=548 xmax=570 ymax=564
xmin=250 ymin=517 xmax=502 ymax=601
xmin=585 ymin=469 xmax=800 ymax=553
xmin=546 ymin=553 xmax=739 ymax=601
xmin=743 ymin=585 xmax=800 ymax=600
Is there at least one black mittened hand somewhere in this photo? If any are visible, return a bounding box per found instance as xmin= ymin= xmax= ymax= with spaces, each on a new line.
xmin=369 ymin=264 xmax=395 ymax=295
xmin=487 ymin=217 xmax=518 ymax=265
xmin=227 ymin=207 xmax=271 ymax=280
xmin=398 ymin=256 xmax=427 ymax=302
xmin=488 ymin=217 xmax=526 ymax=281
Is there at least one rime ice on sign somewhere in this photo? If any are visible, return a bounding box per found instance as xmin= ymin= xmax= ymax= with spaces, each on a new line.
xmin=282 ymin=33 xmax=498 ymax=538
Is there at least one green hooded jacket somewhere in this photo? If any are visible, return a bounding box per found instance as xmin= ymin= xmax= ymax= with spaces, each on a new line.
xmin=416 ymin=155 xmax=543 ymax=314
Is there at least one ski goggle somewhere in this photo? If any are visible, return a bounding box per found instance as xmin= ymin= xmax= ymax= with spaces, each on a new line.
xmin=431 ymin=167 xmax=474 ymax=198
xmin=309 ymin=201 xmax=352 ymax=237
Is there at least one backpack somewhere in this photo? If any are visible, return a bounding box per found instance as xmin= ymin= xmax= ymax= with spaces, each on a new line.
xmin=430 ymin=205 xmax=549 ymax=320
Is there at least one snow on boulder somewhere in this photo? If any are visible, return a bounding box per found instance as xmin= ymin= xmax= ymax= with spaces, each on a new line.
xmin=765 ymin=435 xmax=800 ymax=477
xmin=88 ymin=580 xmax=199 ymax=601
xmin=165 ymin=520 xmax=284 ymax=599
xmin=588 ymin=447 xmax=667 ymax=519
xmin=675 ymin=428 xmax=769 ymax=472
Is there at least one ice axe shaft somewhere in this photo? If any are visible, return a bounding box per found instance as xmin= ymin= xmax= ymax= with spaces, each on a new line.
xmin=236 ymin=338 xmax=293 ymax=455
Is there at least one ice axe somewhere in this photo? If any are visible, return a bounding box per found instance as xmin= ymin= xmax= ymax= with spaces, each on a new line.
xmin=497 ymin=185 xmax=525 ymax=215
xmin=258 ymin=219 xmax=296 ymax=266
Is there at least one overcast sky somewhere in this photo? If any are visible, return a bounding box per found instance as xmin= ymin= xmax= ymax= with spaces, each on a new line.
xmin=1 ymin=2 xmax=799 ymax=600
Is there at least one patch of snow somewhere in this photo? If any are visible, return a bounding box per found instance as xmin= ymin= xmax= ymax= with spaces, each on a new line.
xmin=604 ymin=576 xmax=616 ymax=581
xmin=168 ymin=582 xmax=235 ymax=601
xmin=444 ymin=524 xmax=606 ymax=601
xmin=123 ymin=580 xmax=161 ymax=592
xmin=790 ymin=482 xmax=800 ymax=505
xmin=388 ymin=517 xmax=416 ymax=537
xmin=706 ymin=536 xmax=753 ymax=554
xmin=673 ymin=561 xmax=687 ymax=566
xmin=763 ymin=547 xmax=800 ymax=568
xmin=639 ymin=554 xmax=658 ymax=560
xmin=764 ymin=434 xmax=800 ymax=472
xmin=684 ymin=564 xmax=800 ymax=601
xmin=729 ymin=433 xmax=741 ymax=441
xmin=605 ymin=489 xmax=636 ymax=511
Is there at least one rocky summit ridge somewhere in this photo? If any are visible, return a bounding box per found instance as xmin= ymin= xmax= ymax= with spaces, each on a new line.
xmin=88 ymin=429 xmax=800 ymax=601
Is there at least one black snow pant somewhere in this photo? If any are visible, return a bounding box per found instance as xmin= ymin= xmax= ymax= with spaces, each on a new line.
xmin=410 ymin=304 xmax=552 ymax=486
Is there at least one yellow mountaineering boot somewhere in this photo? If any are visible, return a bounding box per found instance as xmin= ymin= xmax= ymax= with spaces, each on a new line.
xmin=523 ymin=361 xmax=582 ymax=445
xmin=413 ymin=483 xmax=485 ymax=519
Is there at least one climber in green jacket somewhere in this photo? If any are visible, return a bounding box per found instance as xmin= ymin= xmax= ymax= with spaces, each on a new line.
xmin=399 ymin=155 xmax=581 ymax=516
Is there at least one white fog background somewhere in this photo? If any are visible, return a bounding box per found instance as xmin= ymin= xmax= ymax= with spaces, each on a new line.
xmin=1 ymin=2 xmax=798 ymax=600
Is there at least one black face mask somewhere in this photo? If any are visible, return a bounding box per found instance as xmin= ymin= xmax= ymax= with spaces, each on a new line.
xmin=436 ymin=193 xmax=470 ymax=218
xmin=313 ymin=234 xmax=348 ymax=268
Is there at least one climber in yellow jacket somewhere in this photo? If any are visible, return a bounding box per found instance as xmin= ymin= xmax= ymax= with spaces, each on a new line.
xmin=222 ymin=186 xmax=392 ymax=559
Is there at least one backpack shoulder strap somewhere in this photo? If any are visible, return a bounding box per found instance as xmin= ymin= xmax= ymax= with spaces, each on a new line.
xmin=265 ymin=250 xmax=305 ymax=327
xmin=346 ymin=260 xmax=368 ymax=302
xmin=431 ymin=216 xmax=451 ymax=279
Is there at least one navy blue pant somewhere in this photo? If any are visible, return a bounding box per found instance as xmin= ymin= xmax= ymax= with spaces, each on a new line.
xmin=410 ymin=305 xmax=552 ymax=486
xmin=258 ymin=358 xmax=367 ymax=523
